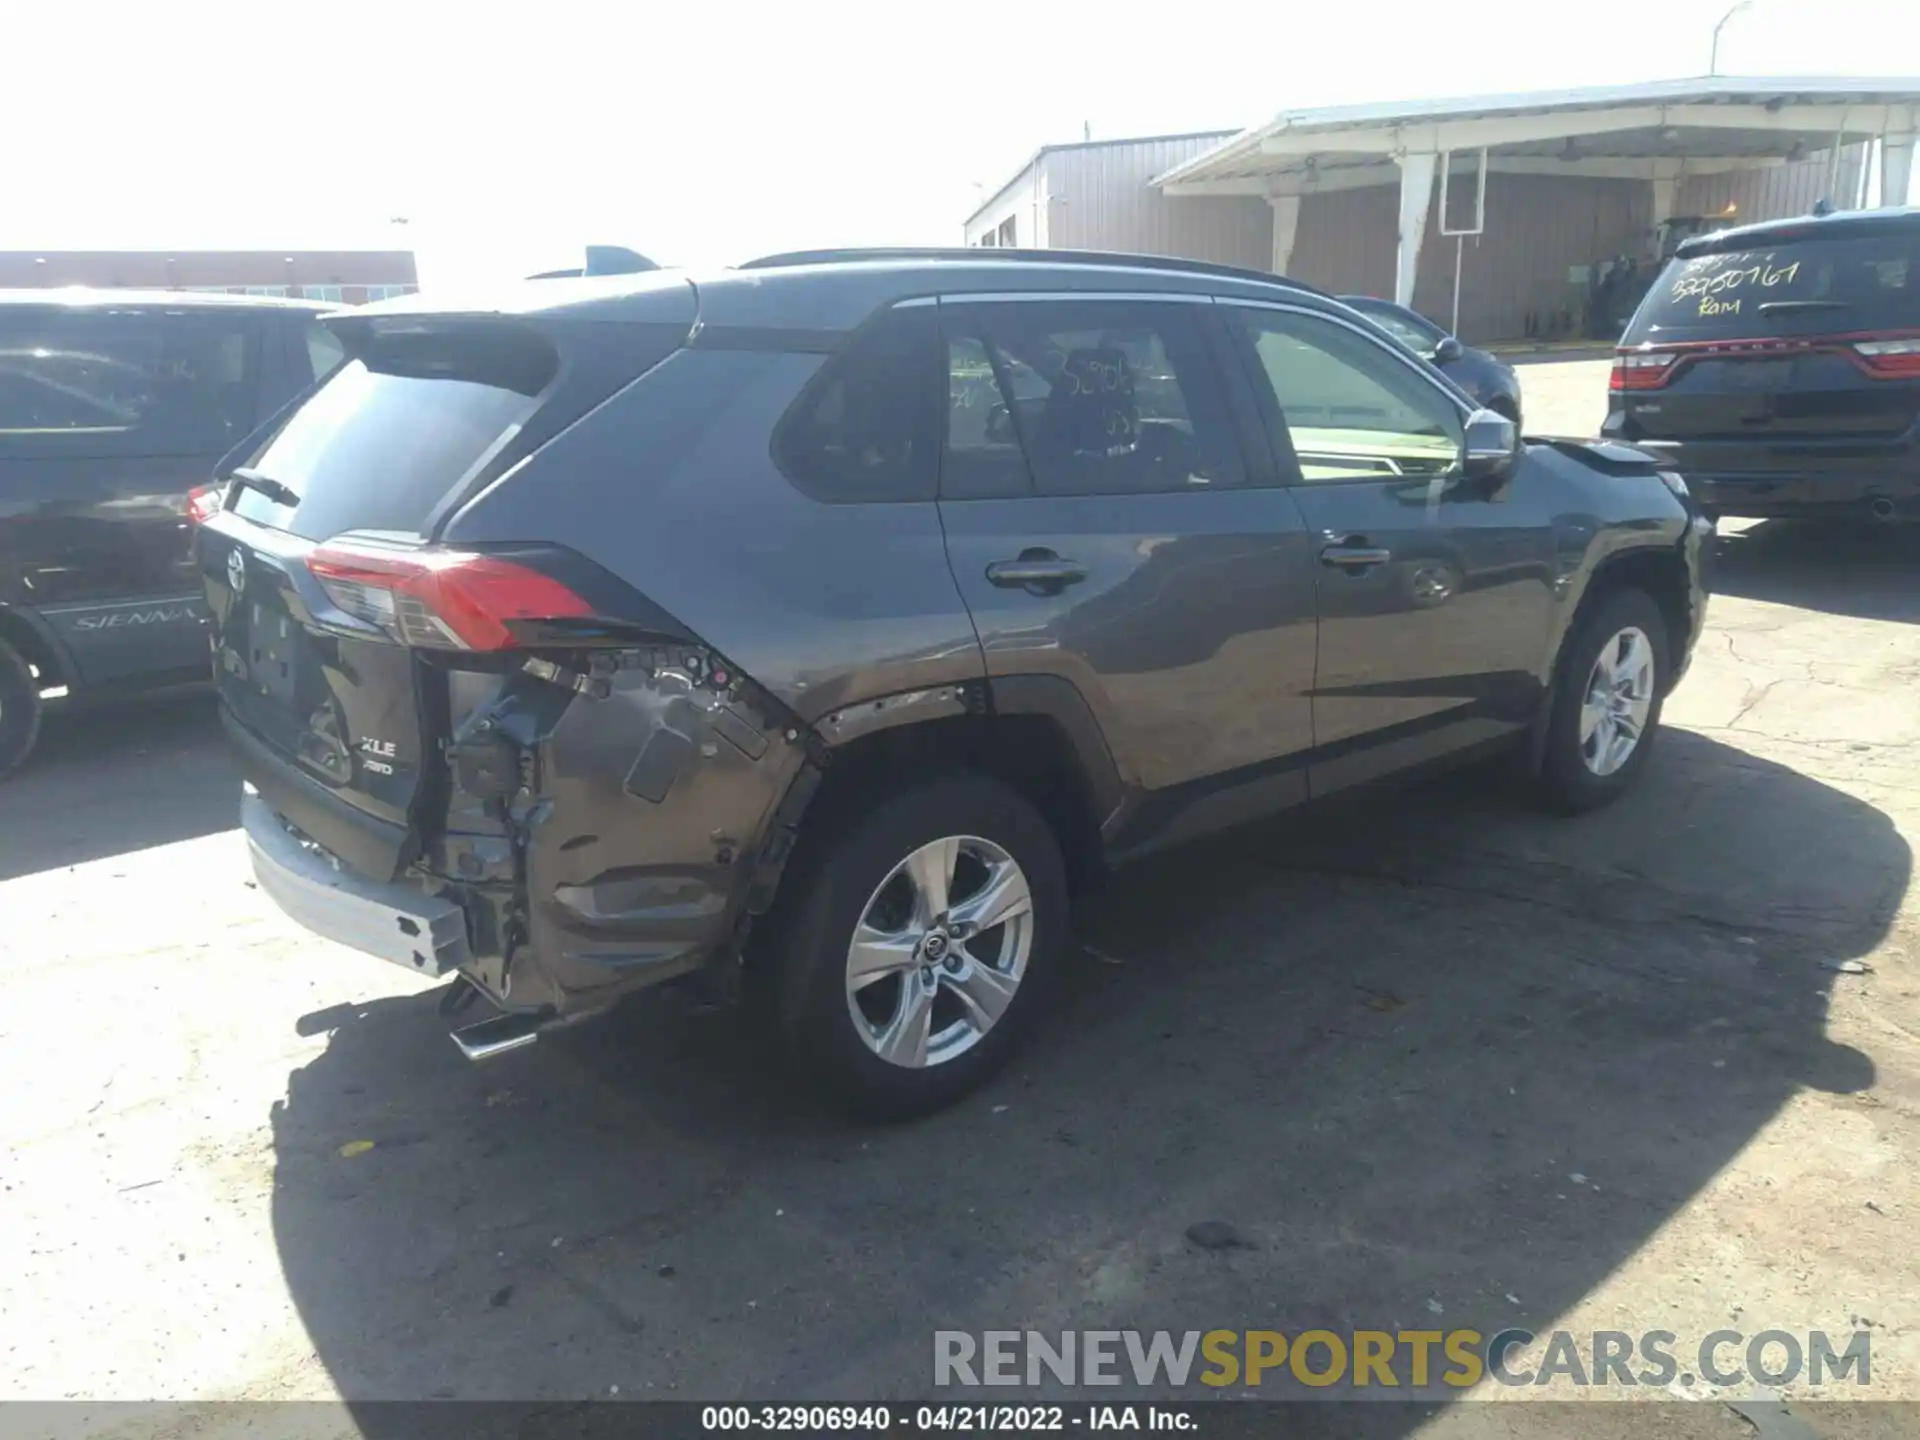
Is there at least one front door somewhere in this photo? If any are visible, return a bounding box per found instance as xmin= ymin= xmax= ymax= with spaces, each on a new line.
xmin=935 ymin=294 xmax=1320 ymax=841
xmin=1221 ymin=302 xmax=1556 ymax=794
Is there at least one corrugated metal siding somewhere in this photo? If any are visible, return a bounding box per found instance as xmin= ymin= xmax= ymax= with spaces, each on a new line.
xmin=1288 ymin=186 xmax=1399 ymax=298
xmin=1675 ymin=144 xmax=1872 ymax=223
xmin=1420 ymin=174 xmax=1650 ymax=342
xmin=964 ymin=162 xmax=1048 ymax=248
xmin=1045 ymin=138 xmax=1269 ymax=269
xmin=1289 ymin=175 xmax=1649 ymax=342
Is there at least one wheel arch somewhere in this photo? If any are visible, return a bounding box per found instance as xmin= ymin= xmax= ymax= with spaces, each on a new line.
xmin=1524 ymin=543 xmax=1692 ymax=777
xmin=777 ymin=676 xmax=1124 ymax=905
xmin=0 ymin=605 xmax=68 ymax=690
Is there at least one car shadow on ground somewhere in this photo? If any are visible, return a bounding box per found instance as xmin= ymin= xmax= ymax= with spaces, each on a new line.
xmin=268 ymin=726 xmax=1903 ymax=1431
xmin=0 ymin=688 xmax=234 ymax=882
xmin=1712 ymin=519 xmax=1920 ymax=624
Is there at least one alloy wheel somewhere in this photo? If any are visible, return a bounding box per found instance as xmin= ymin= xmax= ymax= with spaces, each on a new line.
xmin=1579 ymin=625 xmax=1656 ymax=777
xmin=844 ymin=834 xmax=1034 ymax=1069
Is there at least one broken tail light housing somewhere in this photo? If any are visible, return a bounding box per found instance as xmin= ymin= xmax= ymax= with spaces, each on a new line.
xmin=307 ymin=540 xmax=595 ymax=650
xmin=1610 ymin=351 xmax=1678 ymax=391
xmin=186 ymin=483 xmax=226 ymax=524
xmin=1851 ymin=337 xmax=1920 ymax=378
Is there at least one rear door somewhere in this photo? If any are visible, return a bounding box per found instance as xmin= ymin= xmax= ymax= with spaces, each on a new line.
xmin=200 ymin=301 xmax=691 ymax=877
xmin=1220 ymin=301 xmax=1555 ymax=793
xmin=0 ymin=303 xmax=264 ymax=685
xmin=935 ymin=293 xmax=1320 ymax=834
xmin=1614 ymin=224 xmax=1920 ymax=465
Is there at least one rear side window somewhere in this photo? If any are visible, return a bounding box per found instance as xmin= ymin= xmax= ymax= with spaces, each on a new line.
xmin=943 ymin=299 xmax=1244 ymax=498
xmin=774 ymin=306 xmax=942 ymax=503
xmin=0 ymin=308 xmax=259 ymax=459
xmin=1628 ymin=228 xmax=1920 ymax=342
xmin=231 ymin=326 xmax=556 ymax=541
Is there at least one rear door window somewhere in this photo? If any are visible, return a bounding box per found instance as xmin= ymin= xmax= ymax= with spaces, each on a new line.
xmin=943 ymin=299 xmax=1245 ymax=498
xmin=0 ymin=308 xmax=260 ymax=459
xmin=230 ymin=325 xmax=557 ymax=541
xmin=1628 ymin=228 xmax=1920 ymax=342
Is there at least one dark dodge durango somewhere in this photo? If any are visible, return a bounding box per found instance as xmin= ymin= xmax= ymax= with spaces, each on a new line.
xmin=1604 ymin=207 xmax=1920 ymax=522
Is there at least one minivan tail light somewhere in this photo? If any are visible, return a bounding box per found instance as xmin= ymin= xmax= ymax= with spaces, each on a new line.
xmin=186 ymin=483 xmax=225 ymax=525
xmin=1611 ymin=351 xmax=1678 ymax=391
xmin=307 ymin=542 xmax=595 ymax=650
xmin=1851 ymin=338 xmax=1920 ymax=378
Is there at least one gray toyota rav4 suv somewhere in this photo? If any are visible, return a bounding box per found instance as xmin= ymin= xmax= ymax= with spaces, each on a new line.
xmin=197 ymin=249 xmax=1711 ymax=1116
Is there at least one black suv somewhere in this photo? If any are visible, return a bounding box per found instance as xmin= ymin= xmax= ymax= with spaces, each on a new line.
xmin=1604 ymin=207 xmax=1920 ymax=522
xmin=0 ymin=289 xmax=345 ymax=775
xmin=198 ymin=249 xmax=1711 ymax=1115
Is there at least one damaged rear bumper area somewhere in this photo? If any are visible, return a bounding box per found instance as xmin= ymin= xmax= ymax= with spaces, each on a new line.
xmin=244 ymin=790 xmax=473 ymax=976
xmin=242 ymin=645 xmax=820 ymax=1060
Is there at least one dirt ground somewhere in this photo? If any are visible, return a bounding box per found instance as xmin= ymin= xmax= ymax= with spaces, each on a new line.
xmin=3 ymin=358 xmax=1917 ymax=1437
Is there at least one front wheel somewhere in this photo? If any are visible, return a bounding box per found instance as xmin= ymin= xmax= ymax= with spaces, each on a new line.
xmin=1534 ymin=588 xmax=1670 ymax=814
xmin=0 ymin=638 xmax=43 ymax=781
xmin=772 ymin=775 xmax=1068 ymax=1118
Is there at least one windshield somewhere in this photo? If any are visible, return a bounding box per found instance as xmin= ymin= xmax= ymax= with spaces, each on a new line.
xmin=1344 ymin=299 xmax=1446 ymax=357
xmin=1626 ymin=229 xmax=1920 ymax=343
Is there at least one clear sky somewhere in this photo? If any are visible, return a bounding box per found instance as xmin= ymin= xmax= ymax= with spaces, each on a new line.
xmin=7 ymin=0 xmax=1917 ymax=288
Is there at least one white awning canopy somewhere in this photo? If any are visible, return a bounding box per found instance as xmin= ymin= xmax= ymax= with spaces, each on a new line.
xmin=1152 ymin=77 xmax=1920 ymax=305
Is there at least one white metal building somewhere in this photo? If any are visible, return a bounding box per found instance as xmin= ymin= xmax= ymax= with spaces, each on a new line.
xmin=965 ymin=78 xmax=1920 ymax=342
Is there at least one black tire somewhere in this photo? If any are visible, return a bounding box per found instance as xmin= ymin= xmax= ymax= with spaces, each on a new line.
xmin=0 ymin=638 xmax=43 ymax=782
xmin=770 ymin=774 xmax=1068 ymax=1119
xmin=1535 ymin=587 xmax=1670 ymax=815
xmin=1489 ymin=396 xmax=1521 ymax=427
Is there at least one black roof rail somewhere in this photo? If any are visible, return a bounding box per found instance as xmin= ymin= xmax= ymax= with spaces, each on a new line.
xmin=737 ymin=246 xmax=1326 ymax=296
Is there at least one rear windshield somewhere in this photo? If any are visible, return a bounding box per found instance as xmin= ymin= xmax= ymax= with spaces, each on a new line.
xmin=231 ymin=326 xmax=556 ymax=541
xmin=1626 ymin=229 xmax=1920 ymax=343
xmin=0 ymin=308 xmax=259 ymax=460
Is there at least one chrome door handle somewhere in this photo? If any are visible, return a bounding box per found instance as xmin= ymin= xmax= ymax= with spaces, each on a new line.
xmin=1319 ymin=545 xmax=1393 ymax=569
xmin=987 ymin=551 xmax=1088 ymax=593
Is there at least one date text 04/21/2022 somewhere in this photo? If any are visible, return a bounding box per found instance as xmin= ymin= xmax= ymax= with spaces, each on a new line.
xmin=699 ymin=1405 xmax=1194 ymax=1431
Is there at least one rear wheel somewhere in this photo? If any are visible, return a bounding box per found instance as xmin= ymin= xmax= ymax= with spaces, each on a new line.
xmin=772 ymin=774 xmax=1068 ymax=1118
xmin=1535 ymin=587 xmax=1669 ymax=814
xmin=0 ymin=638 xmax=43 ymax=781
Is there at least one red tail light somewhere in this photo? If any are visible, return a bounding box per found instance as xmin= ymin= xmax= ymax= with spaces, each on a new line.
xmin=1851 ymin=338 xmax=1920 ymax=378
xmin=186 ymin=484 xmax=225 ymax=524
xmin=307 ymin=541 xmax=595 ymax=650
xmin=1610 ymin=351 xmax=1677 ymax=391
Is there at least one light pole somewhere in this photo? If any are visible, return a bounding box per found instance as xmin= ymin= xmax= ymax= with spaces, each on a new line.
xmin=1710 ymin=0 xmax=1753 ymax=76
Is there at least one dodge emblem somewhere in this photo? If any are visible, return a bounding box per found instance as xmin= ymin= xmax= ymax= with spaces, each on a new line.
xmin=226 ymin=546 xmax=247 ymax=596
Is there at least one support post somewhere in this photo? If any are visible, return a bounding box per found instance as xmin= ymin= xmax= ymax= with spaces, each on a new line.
xmin=1268 ymin=195 xmax=1301 ymax=276
xmin=1394 ymin=152 xmax=1436 ymax=308
xmin=1882 ymin=121 xmax=1916 ymax=209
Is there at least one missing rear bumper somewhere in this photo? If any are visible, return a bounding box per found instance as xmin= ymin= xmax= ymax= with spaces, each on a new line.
xmin=243 ymin=791 xmax=473 ymax=977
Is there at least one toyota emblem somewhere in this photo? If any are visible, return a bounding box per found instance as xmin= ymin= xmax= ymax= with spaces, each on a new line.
xmin=226 ymin=547 xmax=247 ymax=596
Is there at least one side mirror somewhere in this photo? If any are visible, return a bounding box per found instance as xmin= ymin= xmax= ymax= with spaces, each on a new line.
xmin=1433 ymin=335 xmax=1465 ymax=365
xmin=1461 ymin=407 xmax=1519 ymax=484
